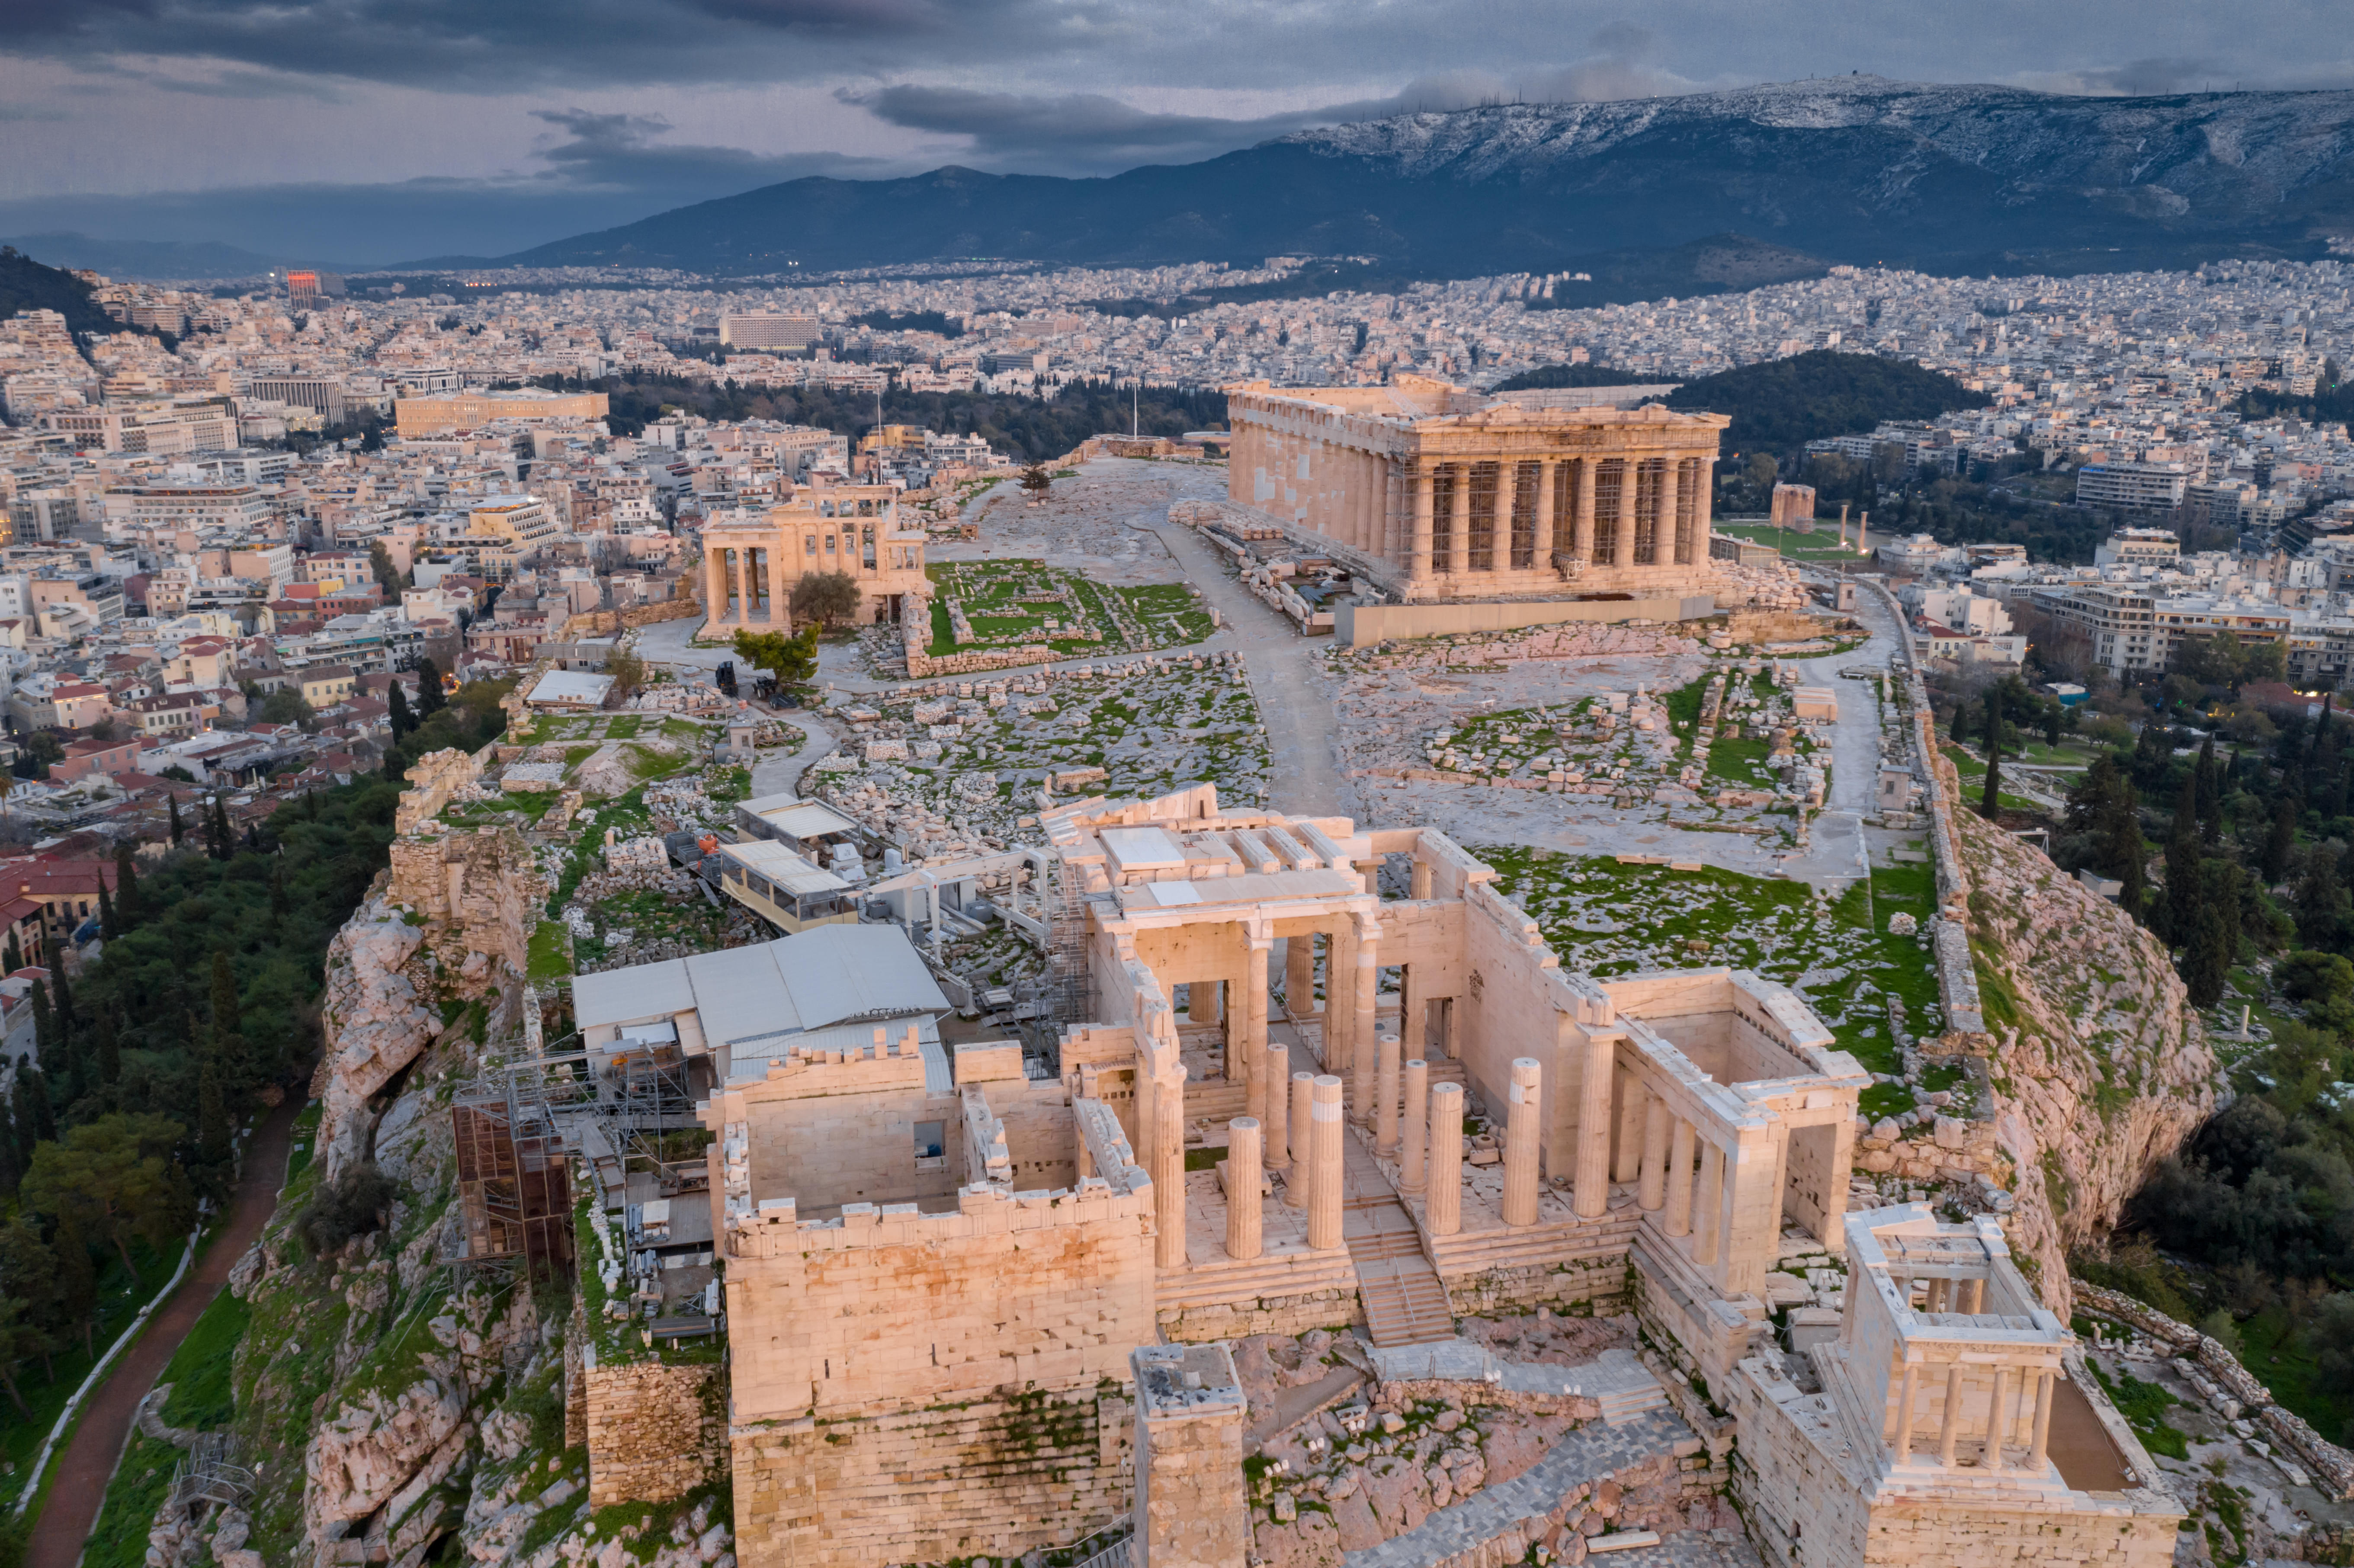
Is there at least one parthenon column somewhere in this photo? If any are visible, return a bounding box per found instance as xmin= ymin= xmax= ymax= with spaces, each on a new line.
xmin=1637 ymin=1092 xmax=1670 ymax=1211
xmin=1427 ymin=1081 xmax=1463 ymax=1236
xmin=1448 ymin=464 xmax=1471 ymax=577
xmin=1491 ymin=461 xmax=1514 ymax=573
xmin=1574 ymin=458 xmax=1597 ymax=561
xmin=1692 ymin=1140 xmax=1724 ymax=1265
xmin=1399 ymin=1058 xmax=1428 ymax=1193
xmin=1659 ymin=459 xmax=1682 ymax=566
xmin=1613 ymin=459 xmax=1637 ymax=568
xmin=1409 ymin=463 xmax=1434 ymax=591
xmin=1263 ymin=1042 xmax=1290 ymax=1174
xmin=1573 ymin=1031 xmax=1616 ymax=1219
xmin=1502 ymin=1058 xmax=1542 ymax=1227
xmin=1308 ymin=1077 xmax=1345 ymax=1251
xmin=1225 ymin=1117 xmax=1262 ymax=1261
xmin=1664 ymin=1118 xmax=1696 ymax=1237
xmin=1532 ymin=460 xmax=1557 ymax=564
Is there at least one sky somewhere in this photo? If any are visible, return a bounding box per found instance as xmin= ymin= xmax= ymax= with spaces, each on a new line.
xmin=1 ymin=0 xmax=2350 ymax=268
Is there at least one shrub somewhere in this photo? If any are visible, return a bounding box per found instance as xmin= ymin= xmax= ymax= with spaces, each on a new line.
xmin=297 ymin=1161 xmax=394 ymax=1257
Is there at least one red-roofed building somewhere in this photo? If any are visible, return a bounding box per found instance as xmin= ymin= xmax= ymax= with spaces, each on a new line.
xmin=53 ymin=735 xmax=140 ymax=782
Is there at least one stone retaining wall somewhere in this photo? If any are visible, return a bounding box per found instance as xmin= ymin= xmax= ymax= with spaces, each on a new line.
xmin=562 ymin=597 xmax=703 ymax=638
xmin=2072 ymin=1281 xmax=2354 ymax=1499
xmin=580 ymin=1356 xmax=728 ymax=1507
xmin=1158 ymin=1286 xmax=1365 ymax=1342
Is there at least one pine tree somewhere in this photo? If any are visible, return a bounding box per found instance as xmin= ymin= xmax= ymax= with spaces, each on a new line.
xmin=2296 ymin=853 xmax=2345 ymax=950
xmin=2263 ymin=796 xmax=2298 ymax=885
xmin=2165 ymin=767 xmax=2203 ymax=945
xmin=167 ymin=792 xmax=184 ymax=848
xmin=114 ymin=841 xmax=141 ymax=925
xmin=1979 ymin=689 xmax=2003 ymax=820
xmin=97 ymin=877 xmax=119 ymax=941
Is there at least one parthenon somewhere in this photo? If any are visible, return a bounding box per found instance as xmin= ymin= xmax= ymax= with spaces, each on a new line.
xmin=1225 ymin=375 xmax=1732 ymax=602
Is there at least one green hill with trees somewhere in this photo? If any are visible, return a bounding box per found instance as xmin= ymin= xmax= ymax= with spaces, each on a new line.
xmin=1662 ymin=350 xmax=1989 ymax=452
xmin=0 ymin=244 xmax=119 ymax=336
xmin=1489 ymin=362 xmax=1658 ymax=392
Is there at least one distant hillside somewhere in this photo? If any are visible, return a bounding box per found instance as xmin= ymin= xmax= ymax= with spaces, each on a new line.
xmin=0 ymin=231 xmax=302 ymax=282
xmin=494 ymin=78 xmax=2354 ymax=284
xmin=0 ymin=244 xmax=114 ymax=334
xmin=1490 ymin=362 xmax=1658 ymax=392
xmin=1661 ymin=350 xmax=1990 ymax=451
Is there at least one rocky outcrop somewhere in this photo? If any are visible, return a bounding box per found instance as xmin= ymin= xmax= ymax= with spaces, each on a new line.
xmin=317 ymin=896 xmax=441 ymax=1176
xmin=1949 ymin=790 xmax=2217 ymax=1312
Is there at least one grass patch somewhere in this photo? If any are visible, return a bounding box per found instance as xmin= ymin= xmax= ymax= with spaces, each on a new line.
xmin=2236 ymin=1305 xmax=2350 ymax=1443
xmin=2091 ymin=1362 xmax=2188 ymax=1460
xmin=83 ymin=1287 xmax=253 ymax=1568
xmin=528 ymin=919 xmax=574 ymax=983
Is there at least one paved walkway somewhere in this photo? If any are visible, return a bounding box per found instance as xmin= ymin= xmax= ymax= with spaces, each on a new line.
xmin=1341 ymin=1409 xmax=1696 ymax=1568
xmin=27 ymin=1090 xmax=306 ymax=1568
xmin=746 ymin=713 xmax=837 ymax=798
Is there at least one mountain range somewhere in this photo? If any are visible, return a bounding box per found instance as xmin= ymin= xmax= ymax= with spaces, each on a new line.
xmin=489 ymin=76 xmax=2354 ymax=286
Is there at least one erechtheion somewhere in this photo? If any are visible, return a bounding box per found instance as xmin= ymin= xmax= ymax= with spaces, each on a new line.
xmin=1223 ymin=375 xmax=1732 ymax=602
xmin=651 ymin=784 xmax=2179 ymax=1568
xmin=699 ymin=484 xmax=928 ymax=633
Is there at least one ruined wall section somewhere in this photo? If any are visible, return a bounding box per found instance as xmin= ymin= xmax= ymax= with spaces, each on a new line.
xmin=580 ymin=1358 xmax=727 ymax=1508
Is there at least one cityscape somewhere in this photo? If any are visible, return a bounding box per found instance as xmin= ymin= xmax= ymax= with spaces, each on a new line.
xmin=1 ymin=13 xmax=2354 ymax=1568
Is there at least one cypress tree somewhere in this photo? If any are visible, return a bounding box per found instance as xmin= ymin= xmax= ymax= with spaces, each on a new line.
xmin=2296 ymin=853 xmax=2345 ymax=951
xmin=2099 ymin=771 xmax=2149 ymax=921
xmin=197 ymin=1056 xmax=231 ymax=1172
xmin=212 ymin=795 xmax=233 ymax=861
xmin=168 ymin=792 xmax=185 ymax=848
xmin=2045 ymin=703 xmax=2063 ymax=749
xmin=114 ymin=841 xmax=141 ymax=925
xmin=13 ymin=1068 xmax=54 ymax=1145
xmin=388 ymin=681 xmax=414 ymax=741
xmin=2 ymin=933 xmax=18 ymax=975
xmin=1979 ymin=689 xmax=2003 ymax=820
xmin=97 ymin=877 xmax=119 ymax=941
xmin=29 ymin=980 xmax=56 ymax=1079
xmin=51 ymin=1222 xmax=95 ymax=1356
xmin=268 ymin=862 xmax=289 ymax=935
xmin=2165 ymin=767 xmax=2203 ymax=944
xmin=415 ymin=657 xmax=446 ymax=718
xmin=210 ymin=950 xmax=241 ymax=1044
xmin=95 ymin=1008 xmax=119 ymax=1086
xmin=1950 ymin=702 xmax=1972 ymax=745
xmin=2195 ymin=735 xmax=2222 ymax=843
xmin=2183 ymin=862 xmax=2242 ymax=1009
xmin=2262 ymin=795 xmax=2297 ymax=885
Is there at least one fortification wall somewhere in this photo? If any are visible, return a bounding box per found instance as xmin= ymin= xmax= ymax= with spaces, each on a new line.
xmin=580 ymin=1358 xmax=726 ymax=1507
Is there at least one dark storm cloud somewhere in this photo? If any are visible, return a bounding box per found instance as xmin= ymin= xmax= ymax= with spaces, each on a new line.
xmin=526 ymin=108 xmax=889 ymax=190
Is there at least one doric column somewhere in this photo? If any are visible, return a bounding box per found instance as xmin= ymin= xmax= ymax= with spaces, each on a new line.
xmin=1658 ymin=458 xmax=1681 ymax=566
xmin=1286 ymin=1072 xmax=1315 ymax=1207
xmin=2029 ymin=1370 xmax=2055 ymax=1472
xmin=1448 ymin=463 xmax=1470 ymax=577
xmin=1151 ymin=1054 xmax=1188 ymax=1270
xmin=1263 ymin=1042 xmax=1291 ymax=1174
xmin=1984 ymin=1366 xmax=2009 ymax=1471
xmin=1613 ymin=1066 xmax=1644 ymax=1184
xmin=1244 ymin=936 xmax=1271 ymax=1123
xmin=1286 ymin=934 xmax=1316 ymax=1019
xmin=1491 ymin=460 xmax=1514 ymax=572
xmin=1939 ymin=1363 xmax=1965 ymax=1468
xmin=1637 ymin=1091 xmax=1670 ymax=1211
xmin=1613 ymin=459 xmax=1637 ymax=568
xmin=1893 ymin=1364 xmax=1920 ymax=1463
xmin=1532 ymin=460 xmax=1557 ymax=565
xmin=1347 ymin=919 xmax=1379 ymax=1123
xmin=1664 ymin=1117 xmax=1696 ymax=1237
xmin=1308 ymin=1077 xmax=1345 ymax=1251
xmin=1399 ymin=1058 xmax=1428 ymax=1193
xmin=1573 ymin=1030 xmax=1616 ymax=1219
xmin=1697 ymin=458 xmax=1717 ymax=552
xmin=1574 ymin=458 xmax=1597 ymax=561
xmin=1427 ymin=1081 xmax=1463 ymax=1236
xmin=1193 ymin=980 xmax=1222 ymax=1029
xmin=1225 ymin=1117 xmax=1262 ymax=1261
xmin=1375 ymin=1032 xmax=1403 ymax=1156
xmin=1503 ymin=1057 xmax=1542 ymax=1227
xmin=1409 ymin=462 xmax=1434 ymax=589
xmin=1399 ymin=969 xmax=1425 ymax=1061
xmin=1325 ymin=921 xmax=1356 ymax=1079
xmin=1692 ymin=1141 xmax=1724 ymax=1265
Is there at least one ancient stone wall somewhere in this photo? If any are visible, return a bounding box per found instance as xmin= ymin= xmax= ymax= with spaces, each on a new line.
xmin=1133 ymin=1345 xmax=1248 ymax=1568
xmin=386 ymin=826 xmax=545 ymax=987
xmin=580 ymin=1358 xmax=727 ymax=1507
xmin=730 ymin=1387 xmax=1134 ymax=1568
xmin=561 ymin=597 xmax=703 ymax=638
xmin=1157 ymin=1286 xmax=1364 ymax=1343
xmin=1443 ymin=1255 xmax=1633 ymax=1319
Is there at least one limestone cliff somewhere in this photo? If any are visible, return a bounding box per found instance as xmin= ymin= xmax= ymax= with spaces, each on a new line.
xmin=316 ymin=895 xmax=442 ymax=1177
xmin=1949 ymin=792 xmax=2217 ymax=1309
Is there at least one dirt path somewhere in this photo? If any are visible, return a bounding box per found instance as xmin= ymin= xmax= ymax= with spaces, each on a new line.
xmin=26 ymin=1090 xmax=305 ymax=1568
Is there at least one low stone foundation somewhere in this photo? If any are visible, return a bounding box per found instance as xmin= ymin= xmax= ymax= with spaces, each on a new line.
xmin=1157 ymin=1286 xmax=1363 ymax=1343
xmin=1443 ymin=1256 xmax=1632 ymax=1318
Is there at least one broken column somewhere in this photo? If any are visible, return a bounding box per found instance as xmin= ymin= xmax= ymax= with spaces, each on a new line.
xmin=1427 ymin=1080 xmax=1463 ymax=1237
xmin=1502 ymin=1057 xmax=1541 ymax=1228
xmin=1262 ymin=1042 xmax=1290 ymax=1175
xmin=1308 ymin=1075 xmax=1344 ymax=1251
xmin=1374 ymin=1033 xmax=1402 ymax=1156
xmin=1132 ymin=1343 xmax=1249 ymax=1568
xmin=1399 ymin=1058 xmax=1428 ymax=1193
xmin=1286 ymin=1071 xmax=1315 ymax=1209
xmin=1224 ymin=1117 xmax=1261 ymax=1261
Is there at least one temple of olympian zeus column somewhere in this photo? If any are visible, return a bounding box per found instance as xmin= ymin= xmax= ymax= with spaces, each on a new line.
xmin=1223 ymin=374 xmax=1733 ymax=603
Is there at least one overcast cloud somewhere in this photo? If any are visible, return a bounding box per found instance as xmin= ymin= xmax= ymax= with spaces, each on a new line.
xmin=1 ymin=0 xmax=2349 ymax=266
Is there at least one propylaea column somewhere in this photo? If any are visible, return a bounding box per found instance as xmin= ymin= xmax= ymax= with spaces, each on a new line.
xmin=1427 ymin=1080 xmax=1463 ymax=1236
xmin=1374 ymin=1033 xmax=1403 ymax=1156
xmin=1637 ymin=1090 xmax=1670 ymax=1211
xmin=1502 ymin=1057 xmax=1542 ymax=1228
xmin=1244 ymin=938 xmax=1272 ymax=1123
xmin=1286 ymin=1071 xmax=1315 ymax=1208
xmin=1263 ymin=1041 xmax=1291 ymax=1175
xmin=1308 ymin=1076 xmax=1345 ymax=1251
xmin=1347 ymin=918 xmax=1379 ymax=1122
xmin=1325 ymin=921 xmax=1356 ymax=1077
xmin=1399 ymin=1058 xmax=1428 ymax=1193
xmin=1573 ymin=1030 xmax=1617 ymax=1219
xmin=1286 ymin=933 xmax=1316 ymax=1019
xmin=1664 ymin=1117 xmax=1696 ymax=1237
xmin=1151 ymin=1052 xmax=1189 ymax=1270
xmin=1225 ymin=1117 xmax=1262 ymax=1261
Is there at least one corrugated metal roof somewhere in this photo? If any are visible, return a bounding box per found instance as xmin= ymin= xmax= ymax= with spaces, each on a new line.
xmin=715 ymin=839 xmax=848 ymax=896
xmin=770 ymin=924 xmax=949 ymax=1029
xmin=574 ymin=957 xmax=696 ymax=1029
xmin=580 ymin=924 xmax=949 ymax=1053
xmin=683 ymin=944 xmax=801 ymax=1049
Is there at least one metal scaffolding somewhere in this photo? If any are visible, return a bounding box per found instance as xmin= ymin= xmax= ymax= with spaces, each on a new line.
xmin=451 ymin=1065 xmax=577 ymax=1281
xmin=170 ymin=1433 xmax=254 ymax=1511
